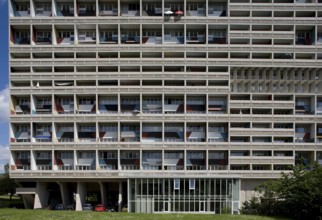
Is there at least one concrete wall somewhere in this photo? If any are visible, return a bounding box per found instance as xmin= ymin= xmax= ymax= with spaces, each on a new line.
xmin=240 ymin=179 xmax=270 ymax=203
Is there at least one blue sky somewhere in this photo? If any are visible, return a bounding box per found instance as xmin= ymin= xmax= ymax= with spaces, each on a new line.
xmin=0 ymin=0 xmax=10 ymax=173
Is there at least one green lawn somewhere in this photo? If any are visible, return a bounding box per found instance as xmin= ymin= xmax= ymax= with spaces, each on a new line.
xmin=0 ymin=209 xmax=290 ymax=220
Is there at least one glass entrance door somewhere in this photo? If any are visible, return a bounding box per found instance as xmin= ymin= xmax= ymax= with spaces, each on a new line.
xmin=199 ymin=201 xmax=205 ymax=212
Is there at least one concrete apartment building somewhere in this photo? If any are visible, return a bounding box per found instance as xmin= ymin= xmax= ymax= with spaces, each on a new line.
xmin=8 ymin=0 xmax=322 ymax=213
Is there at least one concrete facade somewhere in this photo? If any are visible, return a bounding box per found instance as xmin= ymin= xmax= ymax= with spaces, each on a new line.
xmin=9 ymin=0 xmax=322 ymax=214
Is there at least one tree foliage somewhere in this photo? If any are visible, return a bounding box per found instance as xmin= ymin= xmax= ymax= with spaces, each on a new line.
xmin=0 ymin=163 xmax=17 ymax=201
xmin=240 ymin=164 xmax=322 ymax=219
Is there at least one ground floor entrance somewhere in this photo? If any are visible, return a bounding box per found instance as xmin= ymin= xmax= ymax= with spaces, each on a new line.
xmin=128 ymin=178 xmax=240 ymax=214
xmin=17 ymin=177 xmax=240 ymax=213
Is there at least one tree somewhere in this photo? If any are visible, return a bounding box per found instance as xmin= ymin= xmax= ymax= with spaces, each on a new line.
xmin=240 ymin=164 xmax=322 ymax=220
xmin=0 ymin=163 xmax=17 ymax=201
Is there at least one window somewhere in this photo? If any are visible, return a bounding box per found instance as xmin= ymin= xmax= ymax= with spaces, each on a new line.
xmin=79 ymin=125 xmax=95 ymax=132
xmin=37 ymin=152 xmax=51 ymax=159
xmin=16 ymin=4 xmax=29 ymax=11
xmin=17 ymin=152 xmax=30 ymax=159
xmin=128 ymin=4 xmax=139 ymax=10
xmin=79 ymin=98 xmax=94 ymax=105
xmin=18 ymin=98 xmax=30 ymax=105
xmin=18 ymin=125 xmax=29 ymax=132
xmin=100 ymin=124 xmax=117 ymax=132
xmin=59 ymin=152 xmax=73 ymax=159
xmin=189 ymin=179 xmax=195 ymax=190
xmin=60 ymin=31 xmax=73 ymax=38
xmin=174 ymin=179 xmax=180 ymax=190
xmin=15 ymin=31 xmax=29 ymax=38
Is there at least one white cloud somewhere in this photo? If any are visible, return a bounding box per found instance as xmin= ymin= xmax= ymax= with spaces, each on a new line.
xmin=0 ymin=86 xmax=9 ymax=123
xmin=0 ymin=145 xmax=9 ymax=161
xmin=0 ymin=145 xmax=9 ymax=173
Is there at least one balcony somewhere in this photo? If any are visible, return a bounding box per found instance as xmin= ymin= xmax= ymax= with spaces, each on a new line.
xmin=295 ymin=97 xmax=313 ymax=115
xmin=295 ymin=27 xmax=315 ymax=45
xmin=164 ymin=1 xmax=184 ymax=16
xmin=186 ymin=2 xmax=205 ymax=17
xmin=142 ymin=25 xmax=162 ymax=45
xmin=33 ymin=123 xmax=52 ymax=142
xmin=11 ymin=124 xmax=30 ymax=143
xmin=164 ymin=96 xmax=184 ymax=114
xmin=317 ymin=32 xmax=322 ymax=45
xmin=186 ymin=96 xmax=206 ymax=114
xmin=77 ymin=29 xmax=96 ymax=44
xmin=186 ymin=151 xmax=206 ymax=170
xmin=142 ymin=1 xmax=162 ymax=16
xmin=120 ymin=123 xmax=140 ymax=142
xmin=99 ymin=151 xmax=118 ymax=170
xmin=208 ymin=96 xmax=227 ymax=114
xmin=186 ymin=26 xmax=206 ymax=44
xmin=55 ymin=96 xmax=74 ymax=114
xmin=12 ymin=151 xmax=30 ymax=171
xmin=33 ymin=27 xmax=52 ymax=45
xmin=98 ymin=96 xmax=118 ymax=114
xmin=55 ymin=151 xmax=74 ymax=170
xmin=77 ymin=124 xmax=96 ymax=142
xmin=164 ymin=123 xmax=184 ymax=142
xmin=99 ymin=26 xmax=118 ymax=44
xmin=56 ymin=1 xmax=75 ymax=16
xmin=76 ymin=151 xmax=96 ymax=170
xmin=120 ymin=96 xmax=140 ymax=114
xmin=208 ymin=151 xmax=228 ymax=170
xmin=273 ymin=137 xmax=293 ymax=143
xmin=34 ymin=97 xmax=52 ymax=114
xmin=35 ymin=2 xmax=52 ymax=17
xmin=10 ymin=26 xmax=30 ymax=45
xmin=77 ymin=2 xmax=96 ymax=16
xmin=12 ymin=96 xmax=30 ymax=114
xmin=208 ymin=25 xmax=227 ymax=44
xmin=317 ymin=125 xmax=322 ymax=143
xmin=99 ymin=123 xmax=118 ymax=142
xmin=142 ymin=123 xmax=162 ymax=143
xmin=208 ymin=2 xmax=226 ymax=17
xmin=142 ymin=95 xmax=162 ymax=114
xmin=142 ymin=151 xmax=162 ymax=170
xmin=56 ymin=27 xmax=74 ymax=45
xmin=316 ymin=152 xmax=322 ymax=166
xmin=121 ymin=28 xmax=140 ymax=44
xmin=295 ymin=151 xmax=314 ymax=166
xmin=186 ymin=124 xmax=206 ymax=142
xmin=99 ymin=1 xmax=118 ymax=16
xmin=121 ymin=0 xmax=139 ymax=16
xmin=230 ymin=136 xmax=250 ymax=143
xmin=77 ymin=96 xmax=96 ymax=114
xmin=208 ymin=123 xmax=228 ymax=142
xmin=164 ymin=151 xmax=184 ymax=170
xmin=35 ymin=151 xmax=52 ymax=170
xmin=56 ymin=124 xmax=74 ymax=142
xmin=10 ymin=1 xmax=30 ymax=17
xmin=164 ymin=28 xmax=184 ymax=44
xmin=295 ymin=125 xmax=314 ymax=143
xmin=120 ymin=151 xmax=140 ymax=170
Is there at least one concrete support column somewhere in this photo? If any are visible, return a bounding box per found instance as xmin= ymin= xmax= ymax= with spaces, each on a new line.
xmin=99 ymin=182 xmax=107 ymax=206
xmin=75 ymin=182 xmax=86 ymax=211
xmin=34 ymin=182 xmax=49 ymax=209
xmin=118 ymin=181 xmax=123 ymax=212
xmin=21 ymin=194 xmax=34 ymax=209
xmin=58 ymin=182 xmax=71 ymax=207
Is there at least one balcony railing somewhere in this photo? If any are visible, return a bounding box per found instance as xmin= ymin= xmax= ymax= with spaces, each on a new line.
xmin=58 ymin=138 xmax=74 ymax=143
xmin=37 ymin=165 xmax=52 ymax=170
xmin=57 ymin=165 xmax=74 ymax=170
